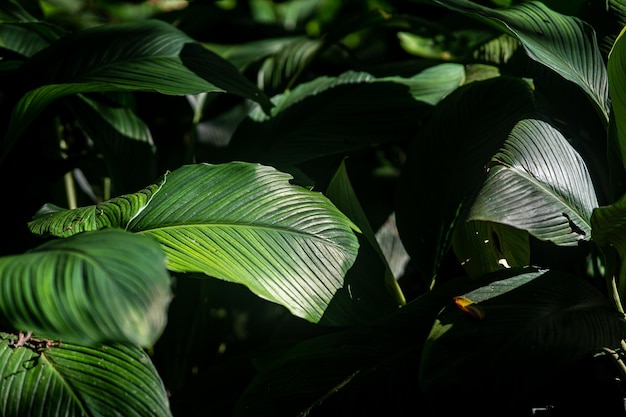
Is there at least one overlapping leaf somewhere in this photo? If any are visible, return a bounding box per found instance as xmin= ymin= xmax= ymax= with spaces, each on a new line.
xmin=0 ymin=335 xmax=172 ymax=416
xmin=0 ymin=229 xmax=171 ymax=346
xmin=3 ymin=19 xmax=272 ymax=161
xmin=434 ymin=0 xmax=609 ymax=122
xmin=29 ymin=162 xmax=360 ymax=324
xmin=468 ymin=119 xmax=598 ymax=246
xmin=591 ymin=192 xmax=626 ymax=297
xmin=452 ymin=220 xmax=530 ymax=278
xmin=229 ymin=64 xmax=465 ymax=165
xmin=420 ymin=269 xmax=622 ymax=411
xmin=608 ymin=27 xmax=626 ymax=177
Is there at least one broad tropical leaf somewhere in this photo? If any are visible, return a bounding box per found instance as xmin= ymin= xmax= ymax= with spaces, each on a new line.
xmin=29 ymin=162 xmax=360 ymax=324
xmin=434 ymin=0 xmax=609 ymax=122
xmin=395 ymin=76 xmax=535 ymax=284
xmin=420 ymin=269 xmax=623 ymax=413
xmin=0 ymin=0 xmax=39 ymax=22
xmin=608 ymin=27 xmax=626 ymax=177
xmin=468 ymin=119 xmax=598 ymax=246
xmin=0 ymin=22 xmax=64 ymax=57
xmin=2 ymin=19 xmax=272 ymax=161
xmin=0 ymin=335 xmax=172 ymax=416
xmin=0 ymin=229 xmax=171 ymax=346
xmin=228 ymin=64 xmax=465 ymax=165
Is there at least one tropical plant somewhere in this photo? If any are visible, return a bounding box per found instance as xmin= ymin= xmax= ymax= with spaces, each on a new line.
xmin=2 ymin=0 xmax=626 ymax=415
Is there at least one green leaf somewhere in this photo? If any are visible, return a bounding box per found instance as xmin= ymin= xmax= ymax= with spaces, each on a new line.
xmin=0 ymin=229 xmax=171 ymax=346
xmin=29 ymin=162 xmax=360 ymax=324
xmin=591 ymin=192 xmax=626 ymax=299
xmin=3 ymin=19 xmax=271 ymax=161
xmin=234 ymin=267 xmax=536 ymax=417
xmin=228 ymin=65 xmax=465 ymax=165
xmin=0 ymin=22 xmax=65 ymax=57
xmin=608 ymin=27 xmax=626 ymax=179
xmin=452 ymin=220 xmax=530 ymax=278
xmin=0 ymin=335 xmax=172 ymax=416
xmin=0 ymin=0 xmax=39 ymax=22
xmin=434 ymin=0 xmax=609 ymax=122
xmin=420 ymin=269 xmax=623 ymax=412
xmin=395 ymin=76 xmax=535 ymax=284
xmin=319 ymin=160 xmax=404 ymax=324
xmin=468 ymin=119 xmax=598 ymax=246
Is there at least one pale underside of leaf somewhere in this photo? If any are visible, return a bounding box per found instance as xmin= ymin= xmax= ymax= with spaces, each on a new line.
xmin=435 ymin=0 xmax=609 ymax=122
xmin=469 ymin=119 xmax=598 ymax=246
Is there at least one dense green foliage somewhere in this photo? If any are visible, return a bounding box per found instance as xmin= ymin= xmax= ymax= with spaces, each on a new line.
xmin=2 ymin=0 xmax=626 ymax=415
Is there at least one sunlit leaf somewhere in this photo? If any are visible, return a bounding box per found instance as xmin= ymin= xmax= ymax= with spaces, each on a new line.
xmin=0 ymin=229 xmax=171 ymax=346
xmin=468 ymin=119 xmax=598 ymax=246
xmin=29 ymin=162 xmax=360 ymax=324
xmin=434 ymin=0 xmax=609 ymax=122
xmin=229 ymin=64 xmax=465 ymax=165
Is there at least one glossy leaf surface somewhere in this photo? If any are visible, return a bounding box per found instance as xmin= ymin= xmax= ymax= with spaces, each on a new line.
xmin=469 ymin=119 xmax=598 ymax=246
xmin=0 ymin=335 xmax=172 ymax=417
xmin=0 ymin=229 xmax=171 ymax=346
xmin=29 ymin=162 xmax=360 ymax=324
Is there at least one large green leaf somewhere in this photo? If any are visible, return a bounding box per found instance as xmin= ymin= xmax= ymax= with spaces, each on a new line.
xmin=227 ymin=64 xmax=465 ymax=165
xmin=395 ymin=76 xmax=535 ymax=284
xmin=318 ymin=160 xmax=404 ymax=324
xmin=420 ymin=269 xmax=623 ymax=413
xmin=2 ymin=19 xmax=272 ymax=161
xmin=28 ymin=162 xmax=360 ymax=324
xmin=608 ymin=27 xmax=626 ymax=178
xmin=0 ymin=22 xmax=64 ymax=57
xmin=434 ymin=0 xmax=609 ymax=122
xmin=468 ymin=119 xmax=598 ymax=246
xmin=0 ymin=335 xmax=171 ymax=416
xmin=0 ymin=229 xmax=171 ymax=346
xmin=452 ymin=220 xmax=530 ymax=278
xmin=66 ymin=94 xmax=157 ymax=194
